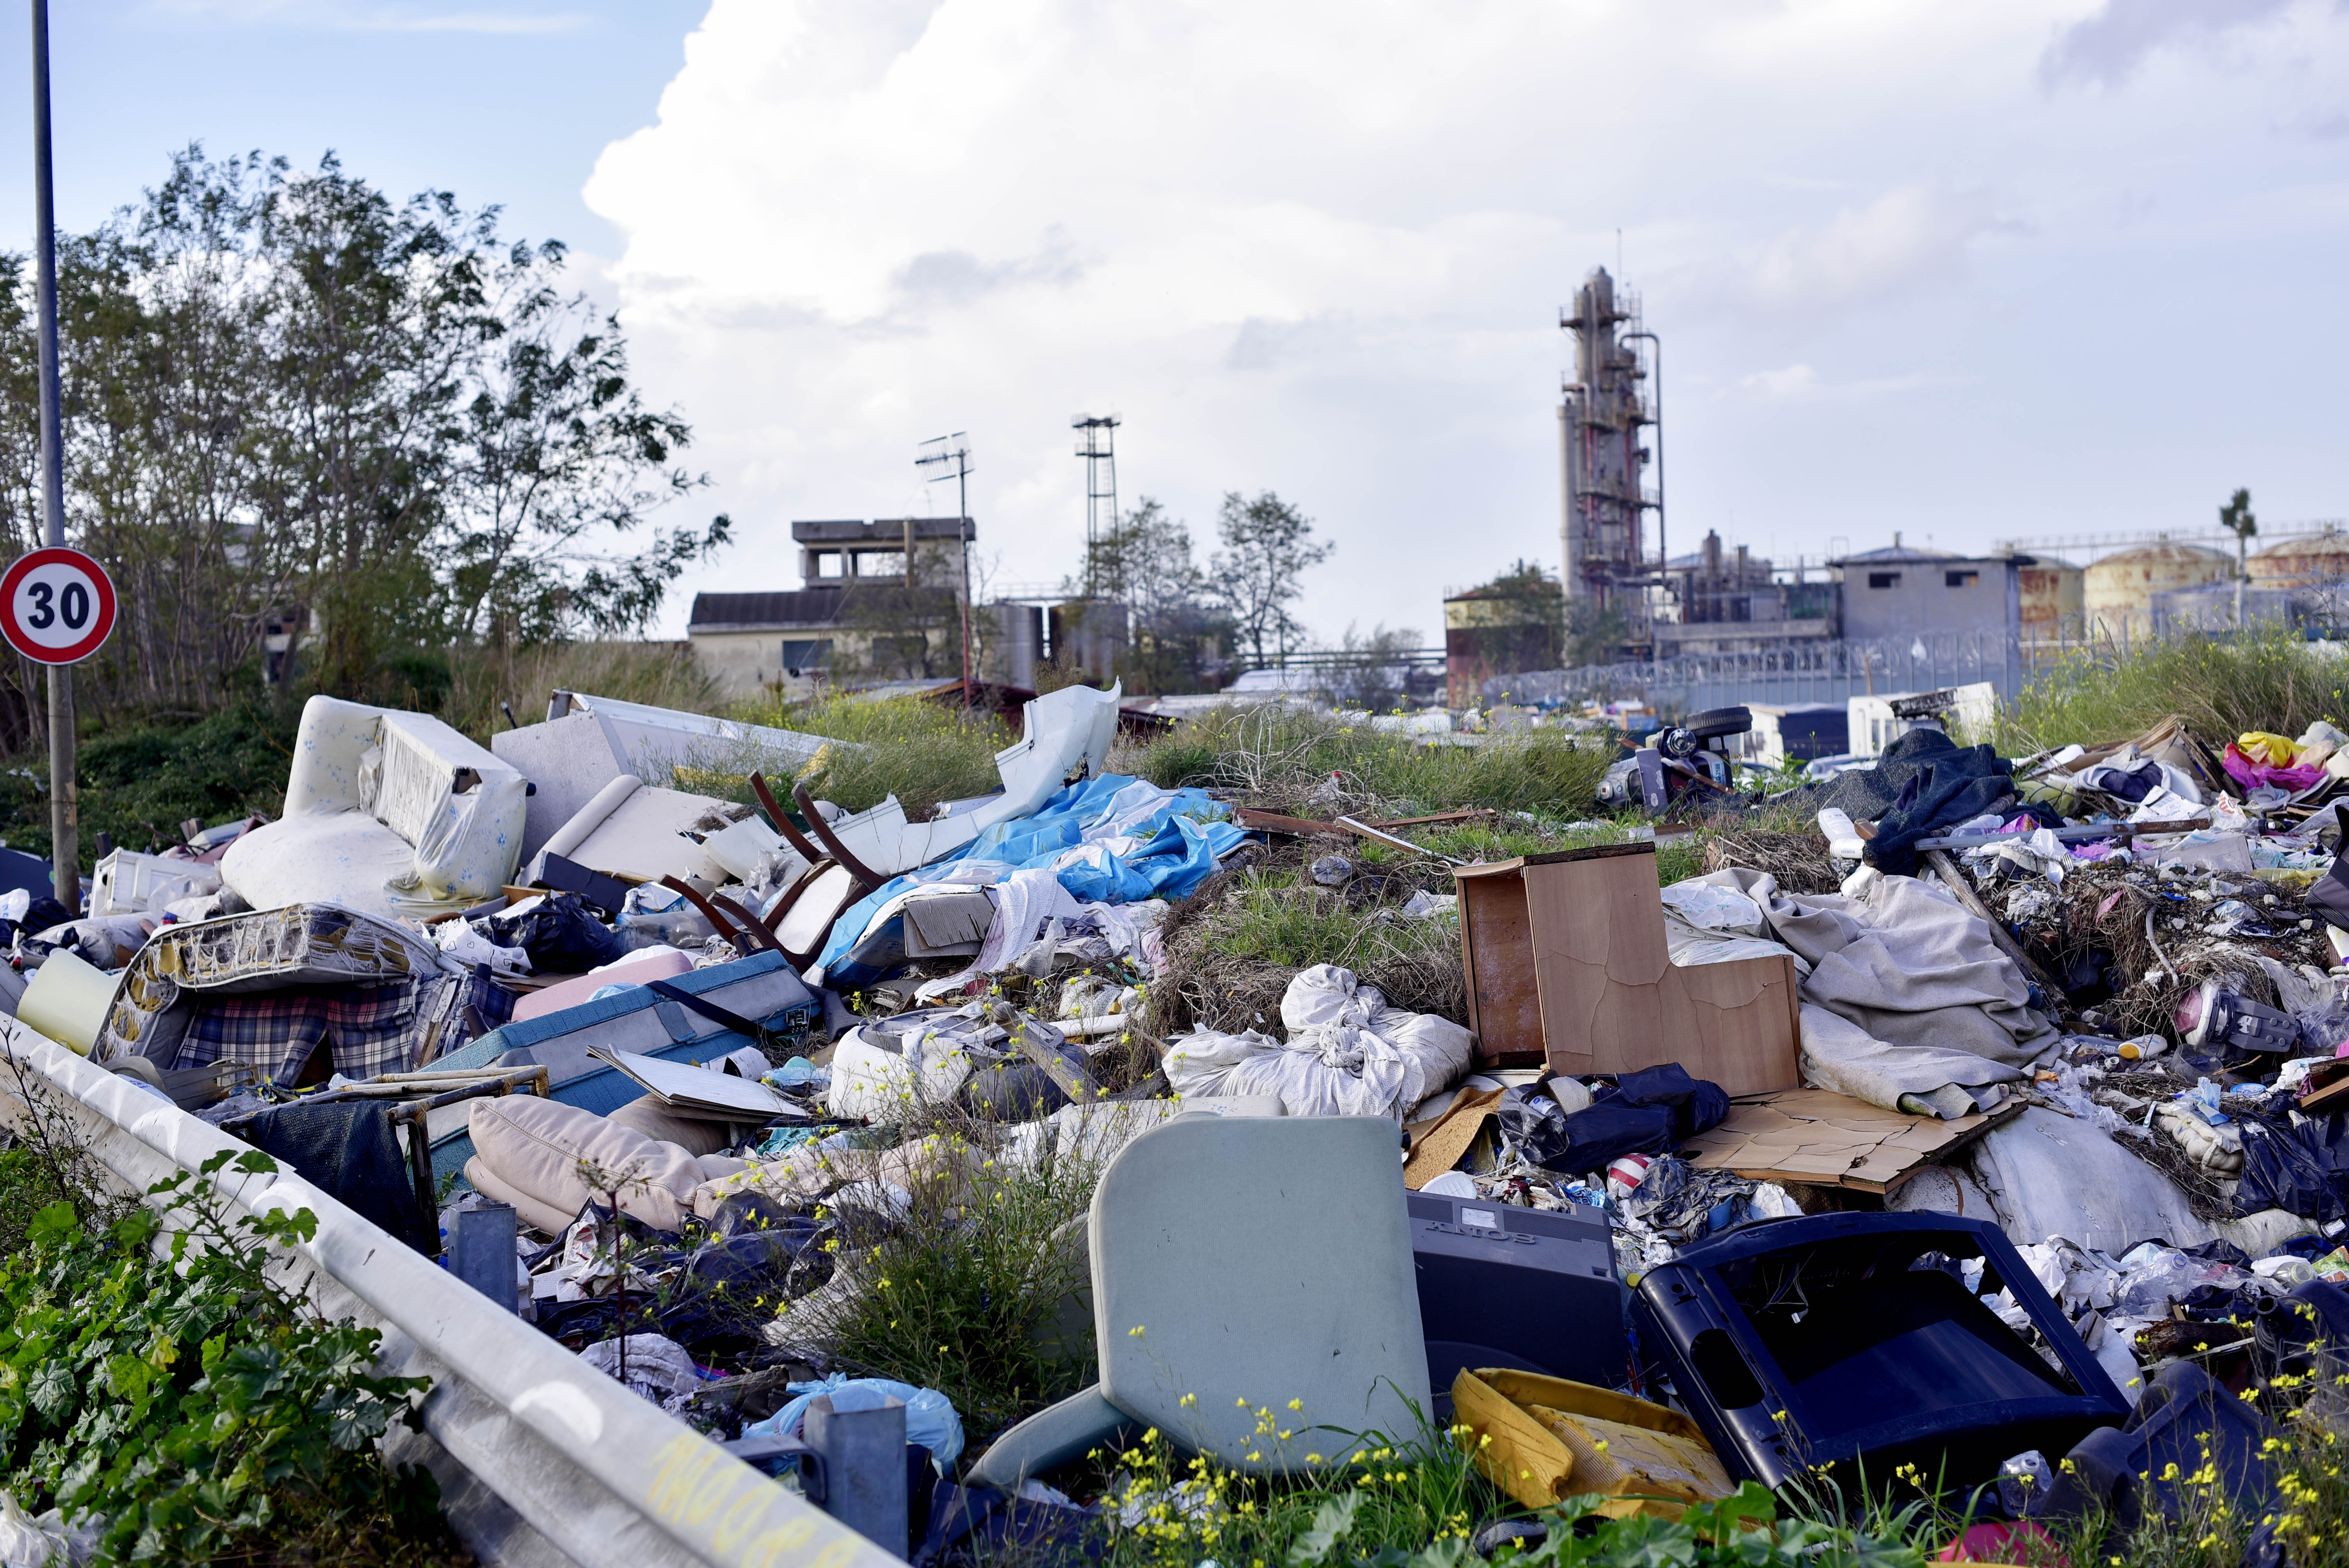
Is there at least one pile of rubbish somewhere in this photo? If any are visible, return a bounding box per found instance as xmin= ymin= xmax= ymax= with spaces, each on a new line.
xmin=20 ymin=679 xmax=2349 ymax=1561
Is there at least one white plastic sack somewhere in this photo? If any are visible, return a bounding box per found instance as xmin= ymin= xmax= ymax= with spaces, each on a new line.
xmin=827 ymin=1025 xmax=977 ymax=1120
xmin=1163 ymin=964 xmax=1472 ymax=1121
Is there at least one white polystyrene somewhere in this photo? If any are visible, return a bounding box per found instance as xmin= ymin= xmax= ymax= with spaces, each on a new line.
xmin=221 ymin=695 xmax=528 ymax=922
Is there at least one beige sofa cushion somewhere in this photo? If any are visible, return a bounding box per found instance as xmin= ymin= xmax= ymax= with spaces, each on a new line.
xmin=464 ymin=1154 xmax=574 ymax=1235
xmin=469 ymin=1095 xmax=738 ymax=1233
xmin=607 ymin=1097 xmax=738 ymax=1158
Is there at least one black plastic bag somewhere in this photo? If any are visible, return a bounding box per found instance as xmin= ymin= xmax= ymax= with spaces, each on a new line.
xmin=2235 ymin=1112 xmax=2349 ymax=1224
xmin=1514 ymin=1065 xmax=1731 ymax=1176
xmin=480 ymin=890 xmax=626 ymax=974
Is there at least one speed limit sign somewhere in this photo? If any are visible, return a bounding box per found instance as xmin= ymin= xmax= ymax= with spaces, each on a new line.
xmin=1 ymin=546 xmax=117 ymax=665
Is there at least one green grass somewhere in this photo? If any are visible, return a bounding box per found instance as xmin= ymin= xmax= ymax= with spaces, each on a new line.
xmin=765 ymin=1110 xmax=1103 ymax=1441
xmin=1995 ymin=625 xmax=2349 ymax=756
xmin=718 ymin=691 xmax=1017 ymax=820
xmin=1126 ymin=705 xmax=1617 ymax=821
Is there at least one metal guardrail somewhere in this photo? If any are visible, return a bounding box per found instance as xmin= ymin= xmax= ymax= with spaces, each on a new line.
xmin=0 ymin=1024 xmax=904 ymax=1568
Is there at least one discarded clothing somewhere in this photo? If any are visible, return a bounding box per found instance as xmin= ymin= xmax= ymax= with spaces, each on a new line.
xmin=238 ymin=1099 xmax=438 ymax=1254
xmin=1164 ymin=964 xmax=1472 ymax=1120
xmin=1688 ymin=868 xmax=2055 ymax=1116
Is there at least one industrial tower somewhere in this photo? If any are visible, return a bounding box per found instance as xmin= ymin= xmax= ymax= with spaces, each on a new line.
xmin=1559 ymin=267 xmax=1659 ymax=640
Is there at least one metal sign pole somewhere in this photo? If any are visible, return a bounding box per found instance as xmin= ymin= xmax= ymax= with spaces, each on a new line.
xmin=29 ymin=0 xmax=74 ymax=913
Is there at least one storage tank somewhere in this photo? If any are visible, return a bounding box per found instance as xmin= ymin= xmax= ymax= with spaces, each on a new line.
xmin=2013 ymin=553 xmax=2084 ymax=641
xmin=2249 ymin=529 xmax=2349 ymax=588
xmin=2084 ymin=540 xmax=2230 ymax=645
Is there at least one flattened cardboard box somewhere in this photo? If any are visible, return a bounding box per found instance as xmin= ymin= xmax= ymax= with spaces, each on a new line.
xmin=1678 ymin=1087 xmax=2019 ymax=1194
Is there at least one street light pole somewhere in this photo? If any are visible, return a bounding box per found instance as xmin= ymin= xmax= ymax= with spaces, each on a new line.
xmin=30 ymin=0 xmax=75 ymax=912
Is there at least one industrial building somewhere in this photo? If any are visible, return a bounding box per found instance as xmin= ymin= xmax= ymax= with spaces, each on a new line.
xmin=1442 ymin=575 xmax=1564 ymax=706
xmin=1558 ymin=267 xmax=1660 ymax=641
xmin=688 ymin=517 xmax=975 ymax=699
xmin=2082 ymin=540 xmax=2231 ymax=645
xmin=1827 ymin=538 xmax=2037 ymax=643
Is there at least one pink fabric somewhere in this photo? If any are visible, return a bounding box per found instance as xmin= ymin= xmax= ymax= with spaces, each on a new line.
xmin=2223 ymin=742 xmax=2324 ymax=792
xmin=512 ymin=949 xmax=695 ymax=1022
xmin=1937 ymin=1522 xmax=2065 ymax=1565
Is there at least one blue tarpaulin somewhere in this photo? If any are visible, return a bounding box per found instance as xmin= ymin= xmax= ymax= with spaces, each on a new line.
xmin=813 ymin=774 xmax=1242 ymax=976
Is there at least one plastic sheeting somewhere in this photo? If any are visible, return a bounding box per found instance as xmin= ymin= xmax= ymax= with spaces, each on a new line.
xmin=1164 ymin=964 xmax=1473 ymax=1120
xmin=812 ymin=773 xmax=1243 ymax=985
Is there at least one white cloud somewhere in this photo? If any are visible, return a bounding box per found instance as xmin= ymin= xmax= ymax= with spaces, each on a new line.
xmin=580 ymin=0 xmax=2349 ymax=645
xmin=2039 ymin=0 xmax=2307 ymax=89
xmin=1745 ymin=364 xmax=1820 ymax=399
xmin=1746 ymin=185 xmax=2012 ymax=311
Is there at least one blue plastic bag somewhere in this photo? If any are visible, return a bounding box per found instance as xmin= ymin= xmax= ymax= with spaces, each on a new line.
xmin=741 ymin=1374 xmax=965 ymax=1472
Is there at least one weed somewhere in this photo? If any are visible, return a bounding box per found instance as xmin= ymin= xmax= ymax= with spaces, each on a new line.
xmin=1996 ymin=627 xmax=2349 ymax=756
xmin=1126 ymin=705 xmax=1615 ymax=820
xmin=720 ymin=692 xmax=1016 ymax=820
xmin=0 ymin=1150 xmax=459 ymax=1565
xmin=1092 ymin=1418 xmax=1497 ymax=1568
xmin=753 ymin=1083 xmax=1107 ymax=1441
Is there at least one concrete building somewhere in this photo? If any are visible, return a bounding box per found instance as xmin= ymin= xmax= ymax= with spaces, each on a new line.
xmin=1827 ymin=537 xmax=2028 ymax=643
xmin=688 ymin=517 xmax=974 ymax=700
xmin=2012 ymin=552 xmax=2085 ymax=643
xmin=2083 ymin=540 xmax=2230 ymax=645
xmin=1444 ymin=577 xmax=1564 ymax=705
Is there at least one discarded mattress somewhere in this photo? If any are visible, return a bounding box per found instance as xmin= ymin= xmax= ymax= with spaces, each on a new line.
xmin=93 ymin=903 xmax=503 ymax=1082
xmin=464 ymin=1094 xmax=746 ymax=1234
xmin=1688 ymin=867 xmax=2057 ymax=1117
xmin=1164 ymin=964 xmax=1473 ymax=1121
xmin=218 ymin=696 xmax=530 ymax=921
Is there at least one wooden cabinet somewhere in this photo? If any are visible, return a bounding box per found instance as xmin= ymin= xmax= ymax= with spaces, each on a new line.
xmin=1453 ymin=843 xmax=1800 ymax=1096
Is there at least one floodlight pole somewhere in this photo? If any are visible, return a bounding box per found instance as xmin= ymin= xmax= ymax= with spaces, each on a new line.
xmin=917 ymin=434 xmax=974 ymax=710
xmin=30 ymin=0 xmax=75 ymax=912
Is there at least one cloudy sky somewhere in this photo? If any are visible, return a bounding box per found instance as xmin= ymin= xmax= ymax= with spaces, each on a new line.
xmin=5 ymin=0 xmax=2347 ymax=647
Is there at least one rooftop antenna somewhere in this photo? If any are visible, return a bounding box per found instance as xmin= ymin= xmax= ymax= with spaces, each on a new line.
xmin=916 ymin=431 xmax=975 ymax=709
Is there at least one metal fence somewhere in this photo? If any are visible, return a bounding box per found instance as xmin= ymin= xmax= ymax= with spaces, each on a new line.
xmin=1483 ymin=630 xmax=2035 ymax=715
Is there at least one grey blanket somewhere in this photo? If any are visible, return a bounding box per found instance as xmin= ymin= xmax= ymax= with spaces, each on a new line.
xmin=1688 ymin=868 xmax=2059 ymax=1116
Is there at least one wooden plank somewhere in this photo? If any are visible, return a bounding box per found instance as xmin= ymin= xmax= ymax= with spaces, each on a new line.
xmin=1456 ymin=868 xmax=1546 ymax=1066
xmin=1369 ymin=809 xmax=1494 ymax=830
xmin=1921 ymin=848 xmax=2068 ymax=1003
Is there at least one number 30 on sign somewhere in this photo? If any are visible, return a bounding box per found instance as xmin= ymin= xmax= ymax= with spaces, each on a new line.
xmin=1 ymin=547 xmax=117 ymax=665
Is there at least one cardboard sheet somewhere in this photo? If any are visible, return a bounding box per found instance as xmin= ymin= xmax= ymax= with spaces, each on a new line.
xmin=1678 ymin=1087 xmax=2019 ymax=1194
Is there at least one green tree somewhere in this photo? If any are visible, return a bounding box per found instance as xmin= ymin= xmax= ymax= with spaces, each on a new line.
xmin=1207 ymin=490 xmax=1332 ymax=668
xmin=2221 ymin=486 xmax=2256 ymax=627
xmin=1063 ymin=497 xmax=1230 ymax=693
xmin=0 ymin=144 xmax=728 ymax=720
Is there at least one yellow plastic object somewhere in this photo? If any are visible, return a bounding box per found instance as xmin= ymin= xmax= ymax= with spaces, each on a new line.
xmin=2238 ymin=732 xmax=2299 ymax=767
xmin=1451 ymin=1368 xmax=1733 ymax=1520
xmin=16 ymin=947 xmax=118 ymax=1057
